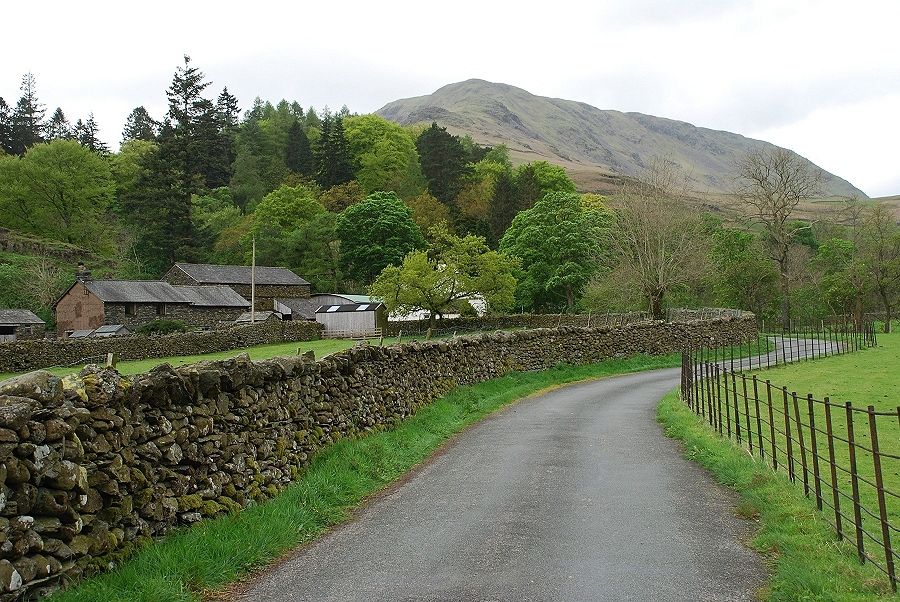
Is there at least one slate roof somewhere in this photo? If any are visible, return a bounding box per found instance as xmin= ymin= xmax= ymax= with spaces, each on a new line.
xmin=275 ymin=298 xmax=321 ymax=321
xmin=93 ymin=324 xmax=131 ymax=337
xmin=83 ymin=281 xmax=189 ymax=304
xmin=315 ymin=303 xmax=386 ymax=314
xmin=0 ymin=309 xmax=45 ymax=326
xmin=235 ymin=311 xmax=279 ymax=323
xmin=173 ymin=263 xmax=309 ymax=286
xmin=174 ymin=285 xmax=250 ymax=308
xmin=68 ymin=329 xmax=94 ymax=338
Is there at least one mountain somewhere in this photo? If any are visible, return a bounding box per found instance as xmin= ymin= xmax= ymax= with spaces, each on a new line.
xmin=377 ymin=79 xmax=866 ymax=198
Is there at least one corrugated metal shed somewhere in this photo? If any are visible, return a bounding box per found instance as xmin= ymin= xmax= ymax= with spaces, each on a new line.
xmin=315 ymin=303 xmax=388 ymax=335
xmin=92 ymin=324 xmax=131 ymax=337
xmin=173 ymin=263 xmax=309 ymax=286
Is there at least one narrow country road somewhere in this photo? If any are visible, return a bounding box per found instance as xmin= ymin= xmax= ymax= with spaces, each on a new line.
xmin=234 ymin=365 xmax=769 ymax=602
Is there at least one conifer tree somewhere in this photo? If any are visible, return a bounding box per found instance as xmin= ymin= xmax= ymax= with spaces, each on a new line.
xmin=285 ymin=119 xmax=314 ymax=177
xmin=0 ymin=98 xmax=15 ymax=154
xmin=73 ymin=113 xmax=109 ymax=154
xmin=46 ymin=108 xmax=72 ymax=140
xmin=416 ymin=122 xmax=468 ymax=204
xmin=329 ymin=117 xmax=353 ymax=186
xmin=10 ymin=73 xmax=45 ymax=155
xmin=122 ymin=106 xmax=158 ymax=142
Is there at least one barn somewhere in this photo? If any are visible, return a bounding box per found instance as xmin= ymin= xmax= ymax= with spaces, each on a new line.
xmin=0 ymin=310 xmax=46 ymax=342
xmin=315 ymin=303 xmax=388 ymax=337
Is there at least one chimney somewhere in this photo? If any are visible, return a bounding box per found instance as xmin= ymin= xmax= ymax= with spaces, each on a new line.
xmin=76 ymin=262 xmax=92 ymax=282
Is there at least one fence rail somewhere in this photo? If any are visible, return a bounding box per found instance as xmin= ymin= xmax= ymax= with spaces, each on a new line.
xmin=680 ymin=320 xmax=896 ymax=590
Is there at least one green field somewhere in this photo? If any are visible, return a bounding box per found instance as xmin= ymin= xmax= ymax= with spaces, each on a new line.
xmin=0 ymin=336 xmax=407 ymax=381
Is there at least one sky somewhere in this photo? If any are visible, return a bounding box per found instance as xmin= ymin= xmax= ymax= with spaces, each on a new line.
xmin=3 ymin=0 xmax=898 ymax=197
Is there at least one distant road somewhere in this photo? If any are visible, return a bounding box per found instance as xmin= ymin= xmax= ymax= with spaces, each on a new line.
xmin=235 ymin=366 xmax=766 ymax=601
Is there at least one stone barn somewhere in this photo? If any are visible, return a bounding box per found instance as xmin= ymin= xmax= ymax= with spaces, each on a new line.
xmin=164 ymin=263 xmax=311 ymax=311
xmin=0 ymin=309 xmax=46 ymax=341
xmin=315 ymin=302 xmax=388 ymax=337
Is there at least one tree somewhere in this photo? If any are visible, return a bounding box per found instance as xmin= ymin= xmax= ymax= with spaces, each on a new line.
xmin=285 ymin=119 xmax=314 ymax=177
xmin=405 ymin=192 xmax=452 ymax=235
xmin=110 ymin=138 xmax=158 ymax=212
xmin=489 ymin=169 xmax=519 ymax=244
xmin=735 ymin=147 xmax=823 ymax=328
xmin=709 ymin=228 xmax=779 ymax=317
xmin=416 ymin=123 xmax=468 ymax=203
xmin=813 ymin=238 xmax=870 ymax=320
xmin=860 ymin=203 xmax=900 ymax=332
xmin=73 ymin=113 xmax=109 ymax=154
xmin=10 ymin=73 xmax=45 ymax=155
xmin=336 ymin=191 xmax=425 ymax=285
xmin=608 ymin=157 xmax=708 ymax=319
xmin=500 ymin=191 xmax=600 ymax=311
xmin=343 ymin=114 xmax=425 ymax=197
xmin=122 ymin=106 xmax=158 ymax=142
xmin=46 ymin=108 xmax=72 ymax=140
xmin=370 ymin=225 xmax=517 ymax=326
xmin=0 ymin=98 xmax=13 ymax=154
xmin=319 ymin=180 xmax=365 ymax=213
xmin=0 ymin=140 xmax=115 ymax=252
xmin=251 ymin=184 xmax=322 ymax=234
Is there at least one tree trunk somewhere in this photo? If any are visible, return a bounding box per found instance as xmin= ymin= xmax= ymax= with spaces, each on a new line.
xmin=778 ymin=264 xmax=790 ymax=331
xmin=649 ymin=291 xmax=664 ymax=320
xmin=880 ymin=289 xmax=893 ymax=333
xmin=565 ymin=285 xmax=574 ymax=311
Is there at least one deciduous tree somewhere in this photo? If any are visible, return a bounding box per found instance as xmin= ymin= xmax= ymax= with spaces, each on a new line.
xmin=336 ymin=191 xmax=425 ymax=285
xmin=735 ymin=147 xmax=823 ymax=328
xmin=370 ymin=225 xmax=517 ymax=326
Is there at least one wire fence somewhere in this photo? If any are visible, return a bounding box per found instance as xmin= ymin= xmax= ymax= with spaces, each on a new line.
xmin=680 ymin=320 xmax=897 ymax=590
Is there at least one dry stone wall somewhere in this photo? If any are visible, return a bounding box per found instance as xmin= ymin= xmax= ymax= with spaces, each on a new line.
xmin=0 ymin=321 xmax=322 ymax=374
xmin=0 ymin=316 xmax=755 ymax=599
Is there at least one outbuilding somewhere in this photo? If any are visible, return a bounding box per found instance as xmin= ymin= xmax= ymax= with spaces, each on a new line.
xmin=0 ymin=310 xmax=46 ymax=342
xmin=315 ymin=302 xmax=388 ymax=337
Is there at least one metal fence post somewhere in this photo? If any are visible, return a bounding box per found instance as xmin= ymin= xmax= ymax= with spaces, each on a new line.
xmin=783 ymin=387 xmax=795 ymax=482
xmin=868 ymin=405 xmax=897 ymax=591
xmin=845 ymin=402 xmax=866 ymax=563
xmin=743 ymin=375 xmax=754 ymax=454
xmin=753 ymin=376 xmax=764 ymax=460
xmin=824 ymin=398 xmax=842 ymax=540
xmin=792 ymin=392 xmax=810 ymax=497
xmin=806 ymin=394 xmax=823 ymax=510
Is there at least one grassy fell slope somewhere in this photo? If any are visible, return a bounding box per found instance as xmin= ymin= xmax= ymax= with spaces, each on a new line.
xmin=377 ymin=79 xmax=866 ymax=198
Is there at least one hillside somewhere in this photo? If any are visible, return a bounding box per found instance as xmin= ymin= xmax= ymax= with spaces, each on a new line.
xmin=377 ymin=79 xmax=866 ymax=198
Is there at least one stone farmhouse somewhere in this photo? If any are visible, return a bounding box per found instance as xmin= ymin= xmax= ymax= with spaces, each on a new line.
xmin=54 ymin=279 xmax=250 ymax=337
xmin=0 ymin=309 xmax=46 ymax=341
xmin=163 ymin=263 xmax=311 ymax=311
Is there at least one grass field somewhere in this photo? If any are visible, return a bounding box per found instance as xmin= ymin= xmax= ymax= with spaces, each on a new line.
xmin=48 ymin=353 xmax=682 ymax=602
xmin=0 ymin=336 xmax=403 ymax=381
xmin=739 ymin=333 xmax=900 ymax=553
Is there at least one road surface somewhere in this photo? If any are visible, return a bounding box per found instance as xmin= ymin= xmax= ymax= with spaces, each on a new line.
xmin=234 ymin=366 xmax=768 ymax=601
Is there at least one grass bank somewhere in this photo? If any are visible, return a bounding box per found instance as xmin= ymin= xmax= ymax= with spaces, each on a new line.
xmin=50 ymin=352 xmax=682 ymax=602
xmin=659 ymin=332 xmax=900 ymax=600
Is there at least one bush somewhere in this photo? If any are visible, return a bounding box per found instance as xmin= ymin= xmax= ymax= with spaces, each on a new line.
xmin=135 ymin=320 xmax=187 ymax=336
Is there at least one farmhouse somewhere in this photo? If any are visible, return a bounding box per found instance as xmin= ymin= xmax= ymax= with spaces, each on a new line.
xmin=315 ymin=302 xmax=388 ymax=336
xmin=164 ymin=263 xmax=311 ymax=311
xmin=54 ymin=280 xmax=250 ymax=337
xmin=0 ymin=309 xmax=46 ymax=341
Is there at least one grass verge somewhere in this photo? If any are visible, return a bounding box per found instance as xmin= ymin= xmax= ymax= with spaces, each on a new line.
xmin=658 ymin=389 xmax=897 ymax=600
xmin=50 ymin=352 xmax=681 ymax=602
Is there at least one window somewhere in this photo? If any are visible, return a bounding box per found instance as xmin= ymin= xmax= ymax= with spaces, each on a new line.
xmin=124 ymin=303 xmax=136 ymax=316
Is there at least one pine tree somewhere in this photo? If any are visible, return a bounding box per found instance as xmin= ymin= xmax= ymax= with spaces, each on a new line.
xmin=416 ymin=122 xmax=468 ymax=204
xmin=0 ymin=97 xmax=14 ymax=154
xmin=122 ymin=106 xmax=158 ymax=142
xmin=46 ymin=108 xmax=72 ymax=140
xmin=489 ymin=169 xmax=519 ymax=245
xmin=329 ymin=117 xmax=353 ymax=186
xmin=73 ymin=113 xmax=109 ymax=154
xmin=315 ymin=110 xmax=333 ymax=187
xmin=10 ymin=72 xmax=45 ymax=155
xmin=285 ymin=119 xmax=314 ymax=177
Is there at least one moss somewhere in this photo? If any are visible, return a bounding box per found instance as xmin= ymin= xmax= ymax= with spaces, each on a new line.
xmin=199 ymin=500 xmax=224 ymax=517
xmin=177 ymin=494 xmax=203 ymax=512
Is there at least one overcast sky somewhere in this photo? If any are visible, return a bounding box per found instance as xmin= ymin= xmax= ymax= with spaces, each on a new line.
xmin=3 ymin=0 xmax=898 ymax=197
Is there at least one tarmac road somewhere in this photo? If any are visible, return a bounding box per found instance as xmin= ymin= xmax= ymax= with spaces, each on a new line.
xmin=234 ymin=366 xmax=767 ymax=602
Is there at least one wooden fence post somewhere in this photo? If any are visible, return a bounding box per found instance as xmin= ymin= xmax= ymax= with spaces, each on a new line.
xmin=806 ymin=394 xmax=823 ymax=510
